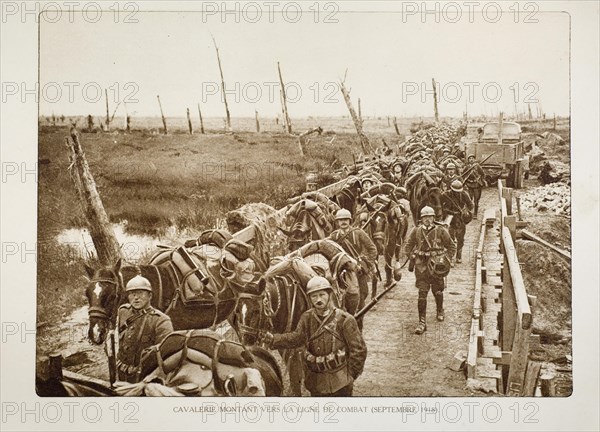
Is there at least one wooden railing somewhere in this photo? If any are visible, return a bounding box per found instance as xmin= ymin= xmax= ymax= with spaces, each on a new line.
xmin=496 ymin=179 xmax=539 ymax=396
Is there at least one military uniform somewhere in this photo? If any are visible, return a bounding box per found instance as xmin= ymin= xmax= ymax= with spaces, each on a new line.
xmin=405 ymin=223 xmax=456 ymax=331
xmin=116 ymin=304 xmax=173 ymax=383
xmin=329 ymin=227 xmax=377 ymax=329
xmin=463 ymin=161 xmax=486 ymax=215
xmin=271 ymin=307 xmax=367 ymax=396
xmin=441 ymin=189 xmax=474 ymax=263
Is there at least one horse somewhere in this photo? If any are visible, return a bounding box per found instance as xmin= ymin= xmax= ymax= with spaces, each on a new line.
xmin=279 ymin=199 xmax=336 ymax=252
xmin=84 ymin=244 xmax=254 ymax=346
xmin=358 ymin=193 xmax=409 ymax=297
xmin=36 ymin=330 xmax=282 ymax=397
xmin=406 ymin=172 xmax=444 ymax=225
xmin=332 ymin=177 xmax=363 ymax=216
xmin=230 ymin=240 xmax=360 ymax=396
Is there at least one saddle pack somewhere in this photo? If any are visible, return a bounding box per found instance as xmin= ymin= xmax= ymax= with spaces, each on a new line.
xmin=416 ymin=227 xmax=451 ymax=278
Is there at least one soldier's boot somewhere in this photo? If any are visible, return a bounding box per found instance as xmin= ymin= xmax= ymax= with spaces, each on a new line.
xmin=435 ymin=292 xmax=444 ymax=321
xmin=415 ymin=298 xmax=427 ymax=335
xmin=456 ymin=248 xmax=463 ymax=264
xmin=474 ymin=203 xmax=479 ymax=216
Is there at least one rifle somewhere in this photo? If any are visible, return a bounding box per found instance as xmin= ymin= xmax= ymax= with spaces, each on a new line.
xmin=460 ymin=151 xmax=497 ymax=181
xmin=354 ymin=282 xmax=396 ymax=320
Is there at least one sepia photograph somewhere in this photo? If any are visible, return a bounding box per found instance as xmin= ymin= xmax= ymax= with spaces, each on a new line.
xmin=1 ymin=1 xmax=598 ymax=431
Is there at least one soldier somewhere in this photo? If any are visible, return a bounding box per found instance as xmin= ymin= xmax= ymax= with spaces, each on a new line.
xmin=441 ymin=162 xmax=460 ymax=192
xmin=405 ymin=207 xmax=456 ymax=334
xmin=116 ymin=275 xmax=173 ymax=383
xmin=442 ymin=180 xmax=474 ymax=264
xmin=329 ymin=208 xmax=378 ymax=330
xmin=462 ymin=155 xmax=486 ymax=216
xmin=260 ymin=276 xmax=367 ymax=396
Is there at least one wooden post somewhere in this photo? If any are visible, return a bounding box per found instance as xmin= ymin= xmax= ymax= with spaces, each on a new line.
xmin=157 ymin=95 xmax=167 ymax=134
xmin=522 ymin=360 xmax=542 ymax=396
xmin=49 ymin=353 xmax=63 ymax=380
xmin=432 ymin=78 xmax=439 ymax=123
xmin=186 ymin=108 xmax=193 ymax=135
xmin=498 ymin=112 xmax=504 ymax=146
xmin=66 ymin=129 xmax=122 ymax=265
xmin=277 ymin=62 xmax=292 ymax=133
xmin=339 ymin=71 xmax=372 ymax=154
xmin=540 ymin=372 xmax=557 ymax=396
xmin=515 ymin=193 xmax=522 ymax=221
xmin=255 ymin=110 xmax=260 ymax=133
xmin=105 ymin=89 xmax=110 ymax=131
xmin=503 ymin=187 xmax=513 ymax=215
xmin=197 ymin=104 xmax=205 ymax=134
xmin=553 ymin=113 xmax=556 ymax=130
xmin=212 ymin=35 xmax=231 ymax=131
xmin=393 ymin=117 xmax=400 ymax=135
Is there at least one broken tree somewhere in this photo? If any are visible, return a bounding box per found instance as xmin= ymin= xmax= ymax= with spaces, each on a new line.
xmin=157 ymin=95 xmax=168 ymax=134
xmin=212 ymin=35 xmax=231 ymax=131
xmin=278 ymin=62 xmax=292 ymax=133
xmin=66 ymin=129 xmax=121 ymax=265
xmin=339 ymin=71 xmax=372 ymax=154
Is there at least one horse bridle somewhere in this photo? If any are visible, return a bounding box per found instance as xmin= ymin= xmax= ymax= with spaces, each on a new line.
xmin=234 ymin=290 xmax=276 ymax=340
xmin=87 ymin=269 xmax=126 ymax=324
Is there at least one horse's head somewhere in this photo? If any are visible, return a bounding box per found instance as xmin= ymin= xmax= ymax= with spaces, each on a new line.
xmin=84 ymin=259 xmax=125 ymax=345
xmin=330 ymin=251 xmax=360 ymax=302
xmin=279 ymin=219 xmax=311 ymax=252
xmin=232 ymin=280 xmax=270 ymax=346
xmin=427 ymin=187 xmax=444 ymax=220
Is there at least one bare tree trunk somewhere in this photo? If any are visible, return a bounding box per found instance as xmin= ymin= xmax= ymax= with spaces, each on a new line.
xmin=278 ymin=62 xmax=292 ymax=133
xmin=197 ymin=104 xmax=205 ymax=134
xmin=387 ymin=116 xmax=390 ymax=126
xmin=66 ymin=129 xmax=121 ymax=265
xmin=498 ymin=112 xmax=504 ymax=146
xmin=339 ymin=73 xmax=372 ymax=154
xmin=105 ymin=89 xmax=110 ymax=131
xmin=527 ymin=103 xmax=533 ymax=120
xmin=279 ymin=90 xmax=287 ymax=132
xmin=212 ymin=35 xmax=231 ymax=131
xmin=358 ymin=98 xmax=362 ymax=124
xmin=297 ymin=126 xmax=322 ymax=157
xmin=393 ymin=116 xmax=400 ymax=135
xmin=187 ymin=108 xmax=193 ymax=135
xmin=157 ymin=95 xmax=167 ymax=134
xmin=553 ymin=113 xmax=556 ymax=130
xmin=255 ymin=110 xmax=260 ymax=132
xmin=432 ymin=78 xmax=439 ymax=123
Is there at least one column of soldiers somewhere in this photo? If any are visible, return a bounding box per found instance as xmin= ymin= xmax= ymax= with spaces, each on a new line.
xmin=115 ymin=155 xmax=483 ymax=395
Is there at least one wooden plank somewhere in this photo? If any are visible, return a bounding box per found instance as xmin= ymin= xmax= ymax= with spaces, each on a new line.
xmin=492 ymin=351 xmax=512 ymax=365
xmin=502 ymin=227 xmax=533 ymax=329
xmin=522 ymin=360 xmax=542 ymax=396
xmin=473 ymin=257 xmax=483 ymax=319
xmin=504 ymin=187 xmax=514 ymax=215
xmin=501 ymin=260 xmax=516 ymax=350
xmin=521 ymin=229 xmax=571 ymax=260
xmin=484 ymin=208 xmax=496 ymax=226
xmin=506 ymin=318 xmax=533 ymax=396
xmin=466 ymin=319 xmax=479 ymax=378
xmin=63 ymin=369 xmax=113 ymax=389
xmin=505 ymin=215 xmax=517 ymax=242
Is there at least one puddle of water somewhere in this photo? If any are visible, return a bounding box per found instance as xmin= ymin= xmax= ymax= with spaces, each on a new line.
xmin=56 ymin=222 xmax=190 ymax=263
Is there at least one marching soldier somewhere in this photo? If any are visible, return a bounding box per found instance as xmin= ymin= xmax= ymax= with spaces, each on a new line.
xmin=463 ymin=155 xmax=487 ymax=216
xmin=260 ymin=276 xmax=367 ymax=396
xmin=329 ymin=208 xmax=378 ymax=330
xmin=405 ymin=207 xmax=456 ymax=334
xmin=442 ymin=180 xmax=474 ymax=265
xmin=116 ymin=275 xmax=173 ymax=383
xmin=441 ymin=163 xmax=460 ymax=192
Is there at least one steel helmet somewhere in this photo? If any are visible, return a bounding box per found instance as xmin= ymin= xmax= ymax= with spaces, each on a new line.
xmin=396 ymin=186 xmax=407 ymax=197
xmin=467 ymin=154 xmax=475 ymax=160
xmin=335 ymin=208 xmax=352 ymax=220
xmin=306 ymin=276 xmax=332 ymax=295
xmin=450 ymin=180 xmax=464 ymax=192
xmin=420 ymin=206 xmax=436 ymax=218
xmin=446 ymin=163 xmax=456 ymax=170
xmin=125 ymin=275 xmax=152 ymax=293
xmin=392 ymin=261 xmax=403 ymax=281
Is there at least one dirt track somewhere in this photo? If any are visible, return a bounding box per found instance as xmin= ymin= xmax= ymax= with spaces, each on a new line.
xmin=355 ymin=188 xmax=497 ymax=396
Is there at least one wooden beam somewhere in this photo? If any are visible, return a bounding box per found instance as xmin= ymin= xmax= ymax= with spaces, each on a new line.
xmin=473 ymin=257 xmax=483 ymax=319
xmin=522 ymin=360 xmax=542 ymax=396
xmin=521 ymin=229 xmax=571 ymax=260
xmin=540 ymin=371 xmax=557 ymax=396
xmin=466 ymin=319 xmax=479 ymax=378
xmin=502 ymin=226 xmax=532 ymax=329
xmin=506 ymin=320 xmax=532 ymax=396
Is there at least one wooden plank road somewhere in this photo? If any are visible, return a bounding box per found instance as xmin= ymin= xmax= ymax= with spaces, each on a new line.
xmin=354 ymin=188 xmax=499 ymax=396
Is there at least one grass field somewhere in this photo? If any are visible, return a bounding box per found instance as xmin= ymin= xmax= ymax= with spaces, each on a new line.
xmin=37 ymin=116 xmax=413 ymax=325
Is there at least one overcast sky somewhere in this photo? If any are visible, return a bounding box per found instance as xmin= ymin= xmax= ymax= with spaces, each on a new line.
xmin=39 ymin=6 xmax=570 ymax=118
